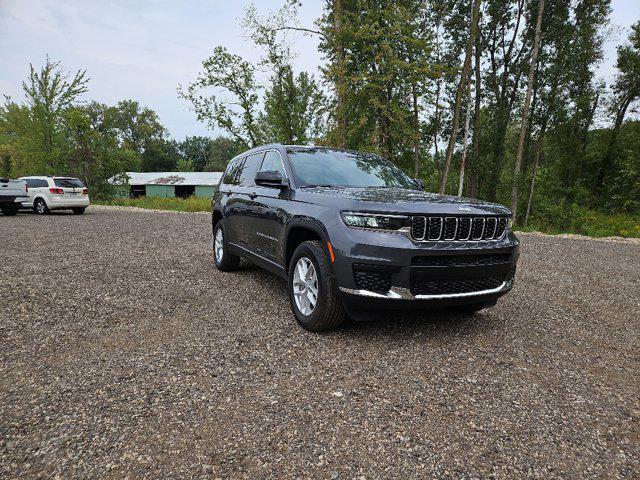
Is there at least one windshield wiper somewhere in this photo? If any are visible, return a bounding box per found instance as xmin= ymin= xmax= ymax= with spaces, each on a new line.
xmin=300 ymin=184 xmax=335 ymax=188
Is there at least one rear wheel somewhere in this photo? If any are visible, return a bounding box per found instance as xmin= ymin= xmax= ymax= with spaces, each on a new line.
xmin=213 ymin=222 xmax=240 ymax=271
xmin=72 ymin=207 xmax=86 ymax=215
xmin=34 ymin=198 xmax=49 ymax=215
xmin=1 ymin=205 xmax=19 ymax=216
xmin=288 ymin=240 xmax=346 ymax=332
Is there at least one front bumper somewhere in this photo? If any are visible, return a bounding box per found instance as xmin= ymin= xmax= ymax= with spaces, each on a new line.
xmin=328 ymin=223 xmax=519 ymax=307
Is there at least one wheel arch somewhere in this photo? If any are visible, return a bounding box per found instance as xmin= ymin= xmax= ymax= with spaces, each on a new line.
xmin=212 ymin=209 xmax=223 ymax=230
xmin=284 ymin=219 xmax=330 ymax=272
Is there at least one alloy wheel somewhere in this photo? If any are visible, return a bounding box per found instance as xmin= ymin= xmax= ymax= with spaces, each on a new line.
xmin=214 ymin=228 xmax=224 ymax=262
xmin=292 ymin=257 xmax=318 ymax=316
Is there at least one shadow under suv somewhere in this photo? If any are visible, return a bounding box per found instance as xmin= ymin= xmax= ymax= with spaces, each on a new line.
xmin=212 ymin=145 xmax=519 ymax=331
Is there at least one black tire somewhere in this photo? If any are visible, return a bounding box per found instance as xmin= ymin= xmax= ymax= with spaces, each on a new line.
xmin=72 ymin=207 xmax=86 ymax=215
xmin=288 ymin=240 xmax=347 ymax=332
xmin=213 ymin=221 xmax=240 ymax=271
xmin=1 ymin=205 xmax=19 ymax=216
xmin=33 ymin=198 xmax=49 ymax=215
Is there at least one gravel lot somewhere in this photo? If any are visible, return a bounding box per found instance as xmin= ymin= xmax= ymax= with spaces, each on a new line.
xmin=1 ymin=206 xmax=638 ymax=479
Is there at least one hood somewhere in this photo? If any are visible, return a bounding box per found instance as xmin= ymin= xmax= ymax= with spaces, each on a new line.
xmin=295 ymin=186 xmax=511 ymax=216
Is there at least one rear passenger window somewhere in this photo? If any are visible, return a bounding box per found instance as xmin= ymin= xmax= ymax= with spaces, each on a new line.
xmin=239 ymin=152 xmax=265 ymax=186
xmin=260 ymin=151 xmax=286 ymax=178
xmin=222 ymin=158 xmax=244 ymax=186
xmin=25 ymin=179 xmax=48 ymax=188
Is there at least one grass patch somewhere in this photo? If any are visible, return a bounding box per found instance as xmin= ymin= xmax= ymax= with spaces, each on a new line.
xmin=522 ymin=206 xmax=640 ymax=238
xmin=97 ymin=196 xmax=210 ymax=212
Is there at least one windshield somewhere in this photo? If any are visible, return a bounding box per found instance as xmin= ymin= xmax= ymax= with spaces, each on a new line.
xmin=286 ymin=147 xmax=418 ymax=189
xmin=54 ymin=178 xmax=84 ymax=188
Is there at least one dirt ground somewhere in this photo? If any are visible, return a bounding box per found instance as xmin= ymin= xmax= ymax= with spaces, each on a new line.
xmin=1 ymin=206 xmax=638 ymax=479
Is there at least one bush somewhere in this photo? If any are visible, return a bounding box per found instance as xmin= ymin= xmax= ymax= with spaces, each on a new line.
xmin=523 ymin=201 xmax=640 ymax=238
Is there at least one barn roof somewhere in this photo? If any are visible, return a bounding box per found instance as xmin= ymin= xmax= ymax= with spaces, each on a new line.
xmin=112 ymin=172 xmax=223 ymax=186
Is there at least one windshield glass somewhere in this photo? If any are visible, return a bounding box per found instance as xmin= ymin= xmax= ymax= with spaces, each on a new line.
xmin=286 ymin=147 xmax=418 ymax=189
xmin=54 ymin=178 xmax=84 ymax=188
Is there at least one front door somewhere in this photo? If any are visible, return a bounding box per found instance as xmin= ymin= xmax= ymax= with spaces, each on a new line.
xmin=250 ymin=150 xmax=289 ymax=265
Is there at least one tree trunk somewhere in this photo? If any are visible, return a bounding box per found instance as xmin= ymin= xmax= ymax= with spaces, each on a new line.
xmin=524 ymin=129 xmax=545 ymax=227
xmin=510 ymin=0 xmax=544 ymax=224
xmin=412 ymin=81 xmax=420 ymax=178
xmin=598 ymin=94 xmax=631 ymax=188
xmin=334 ymin=0 xmax=347 ymax=148
xmin=439 ymin=0 xmax=481 ymax=194
xmin=469 ymin=29 xmax=482 ymax=198
xmin=458 ymin=70 xmax=473 ymax=196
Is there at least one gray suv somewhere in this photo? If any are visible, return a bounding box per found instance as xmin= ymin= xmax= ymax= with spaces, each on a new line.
xmin=212 ymin=145 xmax=520 ymax=331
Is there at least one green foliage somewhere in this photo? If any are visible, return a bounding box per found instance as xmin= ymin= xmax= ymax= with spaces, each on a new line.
xmin=522 ymin=201 xmax=640 ymax=238
xmin=96 ymin=196 xmax=210 ymax=212
xmin=178 ymin=46 xmax=262 ymax=148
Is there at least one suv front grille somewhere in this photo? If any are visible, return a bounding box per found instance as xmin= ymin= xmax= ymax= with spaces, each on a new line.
xmin=411 ymin=253 xmax=512 ymax=267
xmin=410 ymin=216 xmax=508 ymax=242
xmin=410 ymin=276 xmax=504 ymax=296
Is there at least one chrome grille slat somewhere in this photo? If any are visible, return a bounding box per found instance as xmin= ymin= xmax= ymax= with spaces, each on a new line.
xmin=410 ymin=215 xmax=508 ymax=242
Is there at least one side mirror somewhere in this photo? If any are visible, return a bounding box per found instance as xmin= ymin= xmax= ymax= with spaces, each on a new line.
xmin=255 ymin=170 xmax=287 ymax=189
xmin=413 ymin=178 xmax=425 ymax=190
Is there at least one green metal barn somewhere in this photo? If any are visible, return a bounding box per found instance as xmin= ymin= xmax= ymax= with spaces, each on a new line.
xmin=112 ymin=172 xmax=223 ymax=198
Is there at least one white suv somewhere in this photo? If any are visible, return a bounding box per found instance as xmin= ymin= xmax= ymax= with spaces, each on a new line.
xmin=19 ymin=176 xmax=90 ymax=215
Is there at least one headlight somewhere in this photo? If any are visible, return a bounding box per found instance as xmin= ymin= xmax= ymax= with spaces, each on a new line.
xmin=341 ymin=212 xmax=408 ymax=231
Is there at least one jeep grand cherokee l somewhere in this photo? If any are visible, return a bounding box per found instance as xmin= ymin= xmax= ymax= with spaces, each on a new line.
xmin=212 ymin=145 xmax=519 ymax=331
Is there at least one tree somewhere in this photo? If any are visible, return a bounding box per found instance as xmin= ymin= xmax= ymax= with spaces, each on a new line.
xmin=107 ymin=100 xmax=165 ymax=155
xmin=207 ymin=136 xmax=245 ymax=171
xmin=179 ymin=136 xmax=213 ymax=171
xmin=510 ymin=0 xmax=544 ymax=223
xmin=599 ymin=21 xmax=640 ymax=190
xmin=141 ymin=138 xmax=179 ymax=172
xmin=21 ymin=57 xmax=89 ymax=170
xmin=439 ymin=0 xmax=481 ymax=194
xmin=179 ymin=46 xmax=262 ymax=148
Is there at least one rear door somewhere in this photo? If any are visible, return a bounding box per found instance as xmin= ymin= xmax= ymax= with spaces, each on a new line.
xmin=23 ymin=178 xmax=47 ymax=206
xmin=233 ymin=152 xmax=265 ymax=250
xmin=220 ymin=158 xmax=245 ymax=245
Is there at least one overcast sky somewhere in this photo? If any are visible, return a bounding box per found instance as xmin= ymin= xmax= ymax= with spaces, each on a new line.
xmin=1 ymin=0 xmax=638 ymax=140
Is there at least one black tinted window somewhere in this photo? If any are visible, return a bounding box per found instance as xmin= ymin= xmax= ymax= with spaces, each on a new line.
xmin=25 ymin=179 xmax=48 ymax=188
xmin=222 ymin=158 xmax=244 ymax=186
xmin=54 ymin=178 xmax=84 ymax=188
xmin=239 ymin=152 xmax=265 ymax=186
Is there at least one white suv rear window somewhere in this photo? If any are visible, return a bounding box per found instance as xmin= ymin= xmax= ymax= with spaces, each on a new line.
xmin=54 ymin=178 xmax=84 ymax=188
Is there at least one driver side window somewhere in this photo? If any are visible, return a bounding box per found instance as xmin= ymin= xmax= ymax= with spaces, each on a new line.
xmin=260 ymin=151 xmax=285 ymax=178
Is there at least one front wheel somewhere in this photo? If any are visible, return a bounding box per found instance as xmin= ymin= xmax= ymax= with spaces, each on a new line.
xmin=213 ymin=222 xmax=240 ymax=271
xmin=288 ymin=240 xmax=346 ymax=332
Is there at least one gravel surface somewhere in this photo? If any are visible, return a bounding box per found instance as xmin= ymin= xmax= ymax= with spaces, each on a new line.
xmin=1 ymin=207 xmax=638 ymax=479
